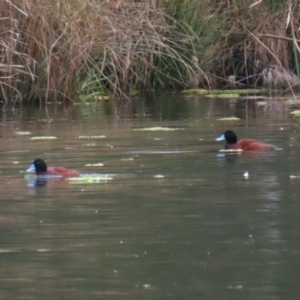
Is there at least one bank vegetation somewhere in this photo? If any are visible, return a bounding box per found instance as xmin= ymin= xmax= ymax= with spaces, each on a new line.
xmin=0 ymin=0 xmax=299 ymax=103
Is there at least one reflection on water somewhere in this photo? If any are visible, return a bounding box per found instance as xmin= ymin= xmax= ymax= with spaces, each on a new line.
xmin=0 ymin=94 xmax=300 ymax=299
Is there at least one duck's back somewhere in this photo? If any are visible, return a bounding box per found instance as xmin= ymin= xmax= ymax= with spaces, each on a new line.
xmin=237 ymin=138 xmax=258 ymax=149
xmin=242 ymin=141 xmax=275 ymax=151
xmin=47 ymin=166 xmax=79 ymax=177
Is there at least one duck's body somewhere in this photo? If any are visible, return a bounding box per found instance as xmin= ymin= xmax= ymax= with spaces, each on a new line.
xmin=26 ymin=159 xmax=79 ymax=177
xmin=216 ymin=130 xmax=275 ymax=151
xmin=43 ymin=166 xmax=80 ymax=177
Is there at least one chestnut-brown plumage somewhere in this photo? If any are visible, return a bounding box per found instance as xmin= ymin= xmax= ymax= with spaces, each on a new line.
xmin=216 ymin=130 xmax=275 ymax=151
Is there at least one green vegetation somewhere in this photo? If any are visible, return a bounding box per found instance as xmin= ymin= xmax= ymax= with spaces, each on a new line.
xmin=0 ymin=0 xmax=299 ymax=103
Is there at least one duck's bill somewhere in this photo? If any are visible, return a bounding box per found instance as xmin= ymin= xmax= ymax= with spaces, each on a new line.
xmin=26 ymin=163 xmax=36 ymax=172
xmin=215 ymin=134 xmax=225 ymax=141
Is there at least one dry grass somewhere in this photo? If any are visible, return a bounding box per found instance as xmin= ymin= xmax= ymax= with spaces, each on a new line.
xmin=259 ymin=65 xmax=299 ymax=89
xmin=0 ymin=0 xmax=200 ymax=103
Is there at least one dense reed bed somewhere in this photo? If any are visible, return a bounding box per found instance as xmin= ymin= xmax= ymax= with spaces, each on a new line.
xmin=0 ymin=0 xmax=299 ymax=103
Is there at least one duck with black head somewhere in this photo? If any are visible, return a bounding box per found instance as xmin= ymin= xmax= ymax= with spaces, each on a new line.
xmin=216 ymin=130 xmax=275 ymax=151
xmin=26 ymin=159 xmax=80 ymax=177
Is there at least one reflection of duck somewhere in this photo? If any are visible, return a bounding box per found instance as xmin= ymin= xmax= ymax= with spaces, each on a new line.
xmin=26 ymin=159 xmax=80 ymax=177
xmin=216 ymin=130 xmax=275 ymax=151
xmin=27 ymin=177 xmax=48 ymax=188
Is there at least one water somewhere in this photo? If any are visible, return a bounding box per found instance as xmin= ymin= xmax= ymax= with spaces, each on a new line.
xmin=0 ymin=94 xmax=300 ymax=299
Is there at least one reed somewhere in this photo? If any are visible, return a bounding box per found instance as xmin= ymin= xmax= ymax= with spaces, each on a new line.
xmin=202 ymin=0 xmax=298 ymax=88
xmin=0 ymin=0 xmax=200 ymax=102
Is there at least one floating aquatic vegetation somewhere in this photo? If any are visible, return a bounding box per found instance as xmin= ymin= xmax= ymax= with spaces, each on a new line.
xmin=213 ymin=89 xmax=262 ymax=94
xmin=227 ymin=285 xmax=243 ymax=290
xmin=217 ymin=117 xmax=240 ymax=121
xmin=67 ymin=176 xmax=113 ymax=183
xmin=131 ymin=150 xmax=193 ymax=154
xmin=205 ymin=94 xmax=240 ymax=98
xmin=134 ymin=127 xmax=183 ymax=131
xmin=37 ymin=248 xmax=50 ymax=252
xmin=256 ymin=101 xmax=267 ymax=106
xmin=79 ymin=94 xmax=110 ymax=102
xmin=143 ymin=284 xmax=152 ymax=289
xmin=290 ymin=110 xmax=300 ymax=116
xmin=153 ymin=174 xmax=165 ymax=178
xmin=182 ymin=89 xmax=262 ymax=95
xmin=15 ymin=131 xmax=31 ymax=135
xmin=290 ymin=175 xmax=300 ymax=179
xmin=78 ymin=135 xmax=106 ymax=139
xmin=219 ymin=149 xmax=243 ymax=153
xmin=181 ymin=88 xmax=209 ymax=95
xmin=31 ymin=136 xmax=57 ymax=140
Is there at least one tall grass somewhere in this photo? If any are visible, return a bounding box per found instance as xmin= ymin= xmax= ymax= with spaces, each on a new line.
xmin=0 ymin=0 xmax=200 ymax=102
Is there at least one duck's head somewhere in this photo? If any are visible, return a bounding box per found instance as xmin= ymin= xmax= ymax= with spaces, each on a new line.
xmin=26 ymin=159 xmax=47 ymax=174
xmin=216 ymin=130 xmax=238 ymax=144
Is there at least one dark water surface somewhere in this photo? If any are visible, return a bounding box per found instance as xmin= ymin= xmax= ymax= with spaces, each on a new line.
xmin=0 ymin=94 xmax=300 ymax=299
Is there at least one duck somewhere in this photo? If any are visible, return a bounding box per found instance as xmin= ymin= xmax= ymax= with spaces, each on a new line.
xmin=26 ymin=158 xmax=80 ymax=177
xmin=216 ymin=130 xmax=275 ymax=151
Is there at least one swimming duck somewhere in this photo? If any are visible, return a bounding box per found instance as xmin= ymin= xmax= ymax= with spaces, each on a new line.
xmin=216 ymin=130 xmax=275 ymax=151
xmin=26 ymin=158 xmax=80 ymax=177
